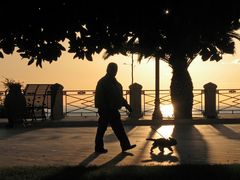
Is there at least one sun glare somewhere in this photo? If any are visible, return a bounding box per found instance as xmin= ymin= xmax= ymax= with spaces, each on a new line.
xmin=156 ymin=125 xmax=175 ymax=139
xmin=164 ymin=9 xmax=170 ymax=15
xmin=160 ymin=104 xmax=174 ymax=118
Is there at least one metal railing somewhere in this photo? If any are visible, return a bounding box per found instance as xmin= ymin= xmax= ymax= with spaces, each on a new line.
xmin=1 ymin=89 xmax=240 ymax=118
xmin=141 ymin=89 xmax=203 ymax=116
xmin=63 ymin=90 xmax=129 ymax=117
xmin=63 ymin=90 xmax=97 ymax=116
xmin=62 ymin=89 xmax=204 ymax=117
xmin=62 ymin=89 xmax=240 ymax=117
xmin=217 ymin=89 xmax=240 ymax=114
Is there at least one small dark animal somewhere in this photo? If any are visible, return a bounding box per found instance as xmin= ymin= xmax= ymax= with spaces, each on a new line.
xmin=146 ymin=137 xmax=177 ymax=153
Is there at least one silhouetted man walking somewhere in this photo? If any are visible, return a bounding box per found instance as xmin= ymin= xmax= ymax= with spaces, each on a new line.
xmin=94 ymin=62 xmax=136 ymax=153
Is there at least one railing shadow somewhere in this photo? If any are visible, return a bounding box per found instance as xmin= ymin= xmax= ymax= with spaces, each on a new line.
xmin=211 ymin=124 xmax=240 ymax=139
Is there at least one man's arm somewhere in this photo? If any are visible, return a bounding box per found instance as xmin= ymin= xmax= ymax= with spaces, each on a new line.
xmin=95 ymin=81 xmax=104 ymax=108
xmin=118 ymin=82 xmax=132 ymax=112
xmin=122 ymin=98 xmax=132 ymax=113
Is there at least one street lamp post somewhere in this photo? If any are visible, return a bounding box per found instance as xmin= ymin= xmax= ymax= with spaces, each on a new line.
xmin=152 ymin=57 xmax=163 ymax=121
xmin=131 ymin=54 xmax=134 ymax=85
xmin=124 ymin=54 xmax=135 ymax=85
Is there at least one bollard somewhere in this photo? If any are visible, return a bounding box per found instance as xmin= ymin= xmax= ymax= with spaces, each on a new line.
xmin=51 ymin=83 xmax=64 ymax=120
xmin=129 ymin=83 xmax=143 ymax=120
xmin=203 ymin=82 xmax=217 ymax=118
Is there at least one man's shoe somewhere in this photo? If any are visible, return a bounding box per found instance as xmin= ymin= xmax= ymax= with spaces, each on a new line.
xmin=95 ymin=148 xmax=108 ymax=154
xmin=122 ymin=144 xmax=136 ymax=152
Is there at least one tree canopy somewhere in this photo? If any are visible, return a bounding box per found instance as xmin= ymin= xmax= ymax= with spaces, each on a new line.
xmin=0 ymin=0 xmax=239 ymax=67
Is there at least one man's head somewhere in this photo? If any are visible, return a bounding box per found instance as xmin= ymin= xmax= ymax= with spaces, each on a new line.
xmin=106 ymin=62 xmax=118 ymax=77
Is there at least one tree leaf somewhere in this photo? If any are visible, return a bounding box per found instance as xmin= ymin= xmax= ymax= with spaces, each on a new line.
xmin=36 ymin=58 xmax=43 ymax=68
xmin=20 ymin=53 xmax=30 ymax=59
xmin=200 ymin=48 xmax=211 ymax=61
xmin=58 ymin=44 xmax=66 ymax=51
xmin=27 ymin=58 xmax=35 ymax=65
xmin=210 ymin=53 xmax=222 ymax=61
xmin=2 ymin=43 xmax=15 ymax=54
xmin=85 ymin=52 xmax=93 ymax=61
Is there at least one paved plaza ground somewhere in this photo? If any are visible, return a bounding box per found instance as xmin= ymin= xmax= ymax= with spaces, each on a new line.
xmin=0 ymin=116 xmax=240 ymax=167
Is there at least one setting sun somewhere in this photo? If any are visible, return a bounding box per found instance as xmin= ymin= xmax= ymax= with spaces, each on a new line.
xmin=160 ymin=104 xmax=174 ymax=118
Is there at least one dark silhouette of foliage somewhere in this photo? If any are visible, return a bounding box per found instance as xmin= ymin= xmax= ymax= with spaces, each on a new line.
xmin=1 ymin=1 xmax=238 ymax=66
xmin=0 ymin=0 xmax=239 ymax=118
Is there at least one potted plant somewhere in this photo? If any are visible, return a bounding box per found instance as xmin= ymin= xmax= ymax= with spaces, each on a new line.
xmin=2 ymin=78 xmax=26 ymax=128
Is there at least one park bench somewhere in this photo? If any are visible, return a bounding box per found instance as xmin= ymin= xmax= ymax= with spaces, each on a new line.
xmin=24 ymin=84 xmax=52 ymax=121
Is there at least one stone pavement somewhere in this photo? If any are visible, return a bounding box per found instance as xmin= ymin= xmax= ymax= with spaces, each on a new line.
xmin=0 ymin=117 xmax=240 ymax=167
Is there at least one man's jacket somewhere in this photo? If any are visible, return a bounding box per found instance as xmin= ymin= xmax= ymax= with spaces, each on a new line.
xmin=95 ymin=74 xmax=127 ymax=110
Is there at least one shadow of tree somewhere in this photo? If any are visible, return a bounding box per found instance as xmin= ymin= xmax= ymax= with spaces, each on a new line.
xmin=172 ymin=125 xmax=209 ymax=164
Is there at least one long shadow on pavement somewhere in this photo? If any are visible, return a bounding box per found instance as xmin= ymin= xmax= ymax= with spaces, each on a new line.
xmin=79 ymin=153 xmax=100 ymax=166
xmin=142 ymin=151 xmax=179 ymax=163
xmin=78 ymin=151 xmax=134 ymax=167
xmin=130 ymin=125 xmax=160 ymax=164
xmin=0 ymin=126 xmax=42 ymax=140
xmin=104 ymin=125 xmax=137 ymax=143
xmin=100 ymin=152 xmax=134 ymax=167
xmin=44 ymin=152 xmax=134 ymax=180
xmin=172 ymin=125 xmax=209 ymax=164
xmin=211 ymin=124 xmax=240 ymax=139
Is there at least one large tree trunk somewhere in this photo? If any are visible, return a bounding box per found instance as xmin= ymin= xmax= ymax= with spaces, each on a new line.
xmin=170 ymin=57 xmax=193 ymax=119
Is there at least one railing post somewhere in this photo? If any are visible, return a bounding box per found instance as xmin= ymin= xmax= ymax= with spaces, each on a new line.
xmin=64 ymin=91 xmax=67 ymax=115
xmin=203 ymin=82 xmax=217 ymax=118
xmin=143 ymin=90 xmax=145 ymax=115
xmin=129 ymin=83 xmax=143 ymax=120
xmin=51 ymin=83 xmax=64 ymax=120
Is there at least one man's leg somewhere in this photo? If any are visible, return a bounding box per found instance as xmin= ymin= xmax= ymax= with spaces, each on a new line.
xmin=95 ymin=113 xmax=108 ymax=153
xmin=109 ymin=110 xmax=135 ymax=151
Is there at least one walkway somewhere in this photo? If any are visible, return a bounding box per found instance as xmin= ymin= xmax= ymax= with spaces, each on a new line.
xmin=0 ymin=117 xmax=240 ymax=167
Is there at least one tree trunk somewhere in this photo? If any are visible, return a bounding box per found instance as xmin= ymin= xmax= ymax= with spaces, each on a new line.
xmin=170 ymin=58 xmax=193 ymax=119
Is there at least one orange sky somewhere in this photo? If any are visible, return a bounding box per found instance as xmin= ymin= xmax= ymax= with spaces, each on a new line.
xmin=0 ymin=40 xmax=239 ymax=91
